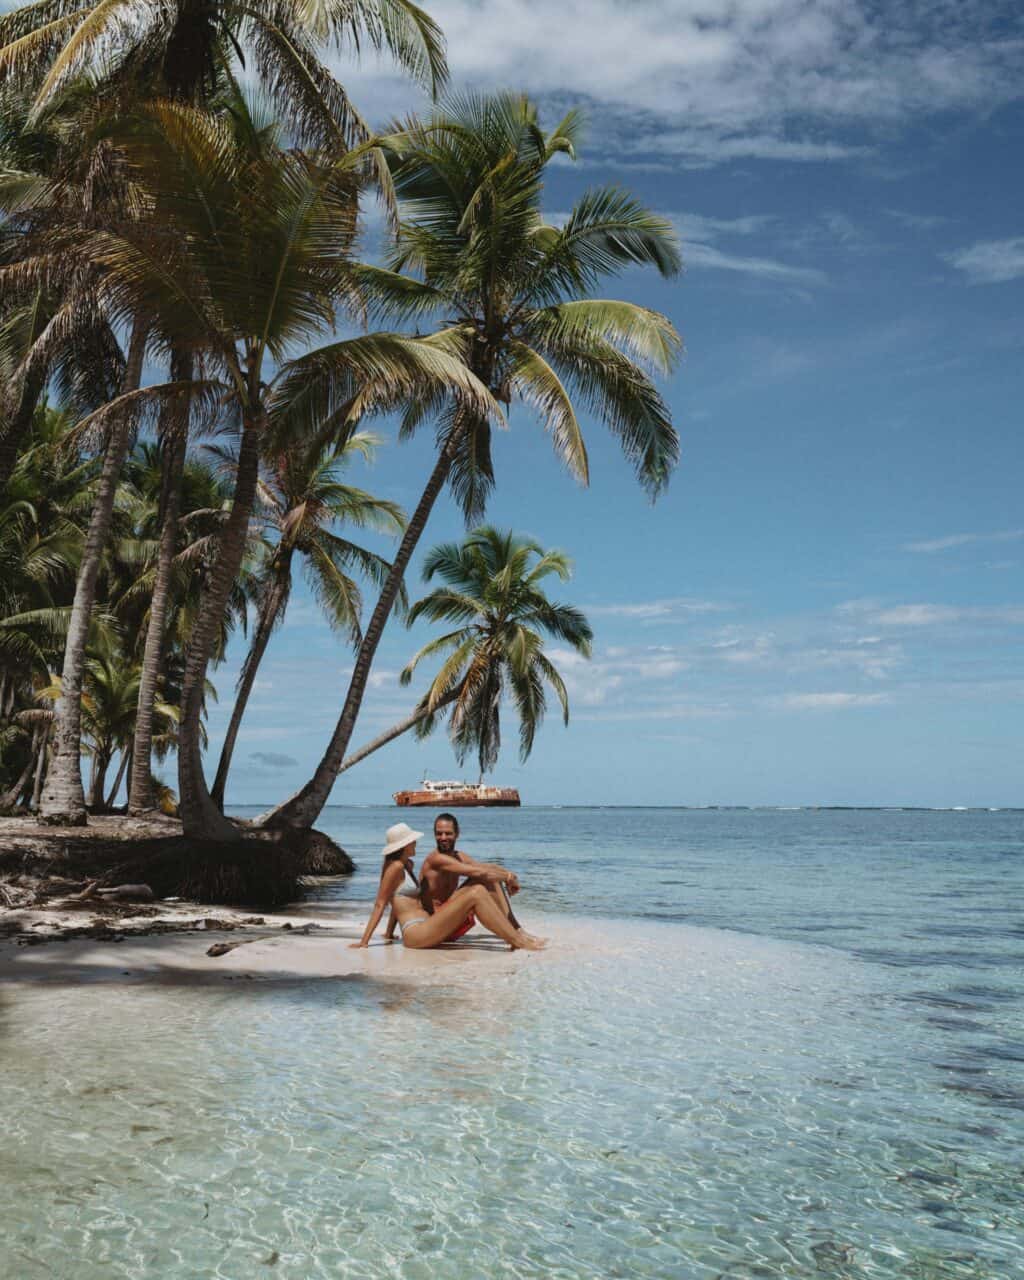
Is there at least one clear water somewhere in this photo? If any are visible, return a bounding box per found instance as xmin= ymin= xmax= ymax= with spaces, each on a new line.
xmin=2 ymin=807 xmax=1022 ymax=1278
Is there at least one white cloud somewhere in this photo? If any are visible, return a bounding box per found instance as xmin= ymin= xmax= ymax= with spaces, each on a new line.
xmin=872 ymin=604 xmax=963 ymax=627
xmin=671 ymin=213 xmax=775 ymax=240
xmin=336 ymin=1 xmax=1024 ymax=167
xmin=771 ymin=692 xmax=890 ymax=711
xmin=683 ymin=241 xmax=826 ymax=286
xmin=947 ymin=238 xmax=1024 ymax=284
xmin=548 ymin=644 xmax=688 ymax=706
xmin=903 ymin=530 xmax=1024 ymax=553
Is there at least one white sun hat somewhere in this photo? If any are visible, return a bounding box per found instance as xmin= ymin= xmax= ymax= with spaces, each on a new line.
xmin=381 ymin=821 xmax=424 ymax=858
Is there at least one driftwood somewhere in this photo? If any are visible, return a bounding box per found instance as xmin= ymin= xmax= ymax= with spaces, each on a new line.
xmin=206 ymin=938 xmax=259 ymax=957
xmin=68 ymin=880 xmax=156 ymax=902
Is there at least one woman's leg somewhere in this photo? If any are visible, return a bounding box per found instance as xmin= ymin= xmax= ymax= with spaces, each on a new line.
xmin=403 ymin=886 xmax=544 ymax=950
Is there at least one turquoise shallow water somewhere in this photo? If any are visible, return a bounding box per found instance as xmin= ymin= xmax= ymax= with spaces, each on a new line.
xmin=2 ymin=807 xmax=1022 ymax=1278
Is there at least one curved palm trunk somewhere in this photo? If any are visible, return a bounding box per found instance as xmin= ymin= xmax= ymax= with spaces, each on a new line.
xmin=210 ymin=562 xmax=292 ymax=812
xmin=334 ymin=687 xmax=459 ymax=777
xmin=177 ymin=408 xmax=262 ymax=841
xmin=0 ymin=730 xmax=39 ymax=811
xmin=129 ymin=349 xmax=192 ymax=815
xmin=106 ymin=747 xmax=131 ymax=810
xmin=262 ymin=423 xmax=469 ymax=830
xmin=87 ymin=747 xmax=112 ymax=811
xmin=31 ymin=725 xmax=49 ymax=810
xmin=40 ymin=321 xmax=147 ymax=825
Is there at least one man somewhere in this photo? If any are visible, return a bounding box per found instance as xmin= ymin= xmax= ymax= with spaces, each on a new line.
xmin=391 ymin=812 xmax=520 ymax=943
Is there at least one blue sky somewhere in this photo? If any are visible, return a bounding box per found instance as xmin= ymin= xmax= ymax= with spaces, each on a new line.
xmin=208 ymin=0 xmax=1024 ymax=807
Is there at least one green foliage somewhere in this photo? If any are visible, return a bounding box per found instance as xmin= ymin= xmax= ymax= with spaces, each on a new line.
xmin=359 ymin=91 xmax=682 ymax=517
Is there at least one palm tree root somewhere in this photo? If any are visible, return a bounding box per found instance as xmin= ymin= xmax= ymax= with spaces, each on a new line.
xmin=0 ymin=818 xmax=353 ymax=908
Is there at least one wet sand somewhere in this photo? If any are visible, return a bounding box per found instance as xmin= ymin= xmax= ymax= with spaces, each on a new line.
xmin=0 ymin=904 xmax=560 ymax=989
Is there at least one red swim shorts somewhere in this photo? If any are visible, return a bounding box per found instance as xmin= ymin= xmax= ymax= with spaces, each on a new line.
xmin=436 ymin=898 xmax=475 ymax=941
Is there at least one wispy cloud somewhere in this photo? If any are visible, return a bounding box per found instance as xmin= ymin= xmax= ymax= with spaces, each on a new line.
xmin=947 ymin=238 xmax=1024 ymax=284
xmin=903 ymin=530 xmax=1024 ymax=553
xmin=770 ymin=692 xmax=890 ymax=711
xmin=587 ymin=597 xmax=731 ymax=620
xmin=885 ymin=209 xmax=950 ymax=232
xmin=577 ymin=702 xmax=733 ymax=723
xmin=683 ymin=241 xmax=826 ymax=286
xmin=838 ymin=601 xmax=1024 ymax=627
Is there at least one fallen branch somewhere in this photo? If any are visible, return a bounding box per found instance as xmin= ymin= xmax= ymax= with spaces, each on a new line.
xmin=68 ymin=880 xmax=156 ymax=902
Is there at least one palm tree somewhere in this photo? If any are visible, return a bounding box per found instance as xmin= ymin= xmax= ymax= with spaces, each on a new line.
xmin=125 ymin=350 xmax=194 ymax=813
xmin=0 ymin=0 xmax=447 ymax=829
xmin=329 ymin=527 xmax=593 ymax=781
xmin=53 ymin=96 xmax=498 ymax=839
xmin=0 ymin=86 xmax=133 ymax=498
xmin=35 ymin=321 xmax=146 ymax=823
xmin=0 ymin=83 xmax=168 ymax=823
xmin=209 ymin=431 xmax=405 ymax=809
xmin=263 ymin=92 xmax=681 ymax=831
xmin=0 ymin=0 xmax=446 ymax=148
xmin=37 ymin=651 xmax=179 ymax=811
xmin=106 ymin=437 xmax=248 ymax=812
xmin=400 ymin=528 xmax=593 ymax=776
xmin=0 ymin=402 xmax=92 ymax=804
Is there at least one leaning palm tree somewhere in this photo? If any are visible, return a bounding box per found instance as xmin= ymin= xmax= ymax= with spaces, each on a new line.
xmin=262 ymin=92 xmax=681 ymax=831
xmin=209 ymin=431 xmax=405 ymax=809
xmin=50 ymin=96 xmax=498 ymax=840
xmin=331 ymin=527 xmax=593 ymax=781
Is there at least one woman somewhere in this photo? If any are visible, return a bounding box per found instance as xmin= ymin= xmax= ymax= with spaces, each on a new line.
xmin=349 ymin=822 xmax=546 ymax=950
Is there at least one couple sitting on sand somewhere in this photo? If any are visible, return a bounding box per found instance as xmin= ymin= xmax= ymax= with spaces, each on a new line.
xmin=350 ymin=813 xmax=547 ymax=951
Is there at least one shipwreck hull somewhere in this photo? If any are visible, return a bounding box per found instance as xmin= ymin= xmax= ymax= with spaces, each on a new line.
xmin=393 ymin=789 xmax=521 ymax=808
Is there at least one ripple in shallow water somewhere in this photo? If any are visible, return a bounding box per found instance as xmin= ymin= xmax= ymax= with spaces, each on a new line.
xmin=2 ymin=918 xmax=1023 ymax=1278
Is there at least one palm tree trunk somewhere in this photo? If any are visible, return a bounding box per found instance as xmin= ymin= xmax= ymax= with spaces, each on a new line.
xmin=87 ymin=748 xmax=111 ymax=811
xmin=334 ymin=688 xmax=458 ymax=777
xmin=0 ymin=362 xmax=48 ymax=494
xmin=31 ymin=724 xmax=49 ymax=810
xmin=0 ymin=730 xmax=39 ymax=812
xmin=177 ymin=408 xmax=263 ymax=841
xmin=128 ymin=349 xmax=192 ymax=815
xmin=106 ymin=747 xmax=131 ymax=810
xmin=39 ymin=320 xmax=148 ymax=825
xmin=262 ymin=423 xmax=469 ymax=830
xmin=210 ymin=564 xmax=291 ymax=811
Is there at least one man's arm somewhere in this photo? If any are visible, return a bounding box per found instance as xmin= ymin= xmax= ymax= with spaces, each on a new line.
xmin=431 ymin=851 xmax=517 ymax=886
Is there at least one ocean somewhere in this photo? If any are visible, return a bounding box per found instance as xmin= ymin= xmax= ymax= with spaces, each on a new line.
xmin=2 ymin=807 xmax=1021 ymax=1278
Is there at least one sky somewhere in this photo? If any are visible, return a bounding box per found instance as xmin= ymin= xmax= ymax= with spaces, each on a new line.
xmin=207 ymin=0 xmax=1023 ymax=808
